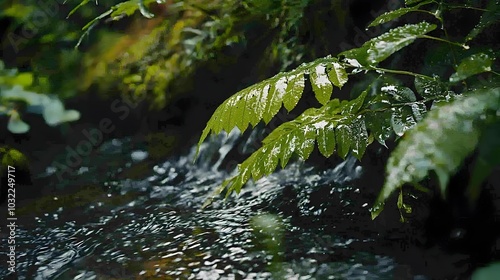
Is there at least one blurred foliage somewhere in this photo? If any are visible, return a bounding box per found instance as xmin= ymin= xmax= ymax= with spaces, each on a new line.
xmin=1 ymin=0 xmax=351 ymax=111
xmin=0 ymin=145 xmax=28 ymax=168
xmin=76 ymin=0 xmax=328 ymax=109
xmin=0 ymin=61 xmax=80 ymax=133
xmin=472 ymin=262 xmax=500 ymax=280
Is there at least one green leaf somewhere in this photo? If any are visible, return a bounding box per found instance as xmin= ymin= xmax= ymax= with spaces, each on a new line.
xmin=336 ymin=122 xmax=351 ymax=159
xmin=390 ymin=106 xmax=417 ymax=136
xmin=467 ymin=121 xmax=500 ymax=205
xmin=327 ymin=61 xmax=348 ymax=88
xmin=410 ymin=102 xmax=427 ymax=121
xmin=340 ymin=22 xmax=437 ymax=66
xmin=343 ymin=90 xmax=368 ymax=114
xmin=366 ymin=111 xmax=393 ymax=147
xmin=466 ymin=0 xmax=500 ymax=42
xmin=68 ymin=0 xmax=92 ymax=18
xmin=381 ymin=85 xmax=416 ymax=102
xmin=263 ymin=77 xmax=288 ymax=124
xmin=316 ymin=122 xmax=336 ymax=157
xmin=449 ymin=53 xmax=494 ymax=83
xmin=297 ymin=125 xmax=316 ymax=160
xmin=1 ymin=147 xmax=28 ymax=168
xmin=350 ymin=116 xmax=368 ymax=160
xmin=405 ymin=0 xmax=427 ymax=5
xmin=368 ymin=1 xmax=434 ymax=28
xmin=283 ymin=72 xmax=305 ymax=111
xmin=415 ymin=76 xmax=444 ymax=98
xmin=309 ymin=63 xmax=333 ymax=105
xmin=197 ymin=56 xmax=345 ymax=156
xmin=205 ymin=97 xmax=376 ymax=202
xmin=372 ymin=87 xmax=500 ymax=220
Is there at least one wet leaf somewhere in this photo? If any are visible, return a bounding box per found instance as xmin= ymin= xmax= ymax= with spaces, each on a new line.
xmin=350 ymin=116 xmax=368 ymax=160
xmin=297 ymin=125 xmax=316 ymax=160
xmin=466 ymin=1 xmax=500 ymax=42
xmin=336 ymin=122 xmax=351 ymax=159
xmin=415 ymin=76 xmax=444 ymax=98
xmin=449 ymin=53 xmax=494 ymax=82
xmin=327 ymin=61 xmax=348 ymax=88
xmin=340 ymin=22 xmax=437 ymax=66
xmin=309 ymin=64 xmax=333 ymax=105
xmin=343 ymin=90 xmax=368 ymax=114
xmin=366 ymin=111 xmax=393 ymax=147
xmin=368 ymin=1 xmax=434 ymax=27
xmin=410 ymin=102 xmax=427 ymax=121
xmin=372 ymin=87 xmax=500 ymax=220
xmin=381 ymin=85 xmax=416 ymax=102
xmin=197 ymin=56 xmax=341 ymax=155
xmin=317 ymin=122 xmax=336 ymax=157
xmin=284 ymin=72 xmax=305 ymax=111
xmin=391 ymin=106 xmax=417 ymax=136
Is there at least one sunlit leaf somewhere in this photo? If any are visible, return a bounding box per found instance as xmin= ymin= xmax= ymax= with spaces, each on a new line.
xmin=327 ymin=61 xmax=348 ymax=88
xmin=197 ymin=56 xmax=345 ymax=155
xmin=284 ymin=72 xmax=305 ymax=111
xmin=309 ymin=64 xmax=333 ymax=105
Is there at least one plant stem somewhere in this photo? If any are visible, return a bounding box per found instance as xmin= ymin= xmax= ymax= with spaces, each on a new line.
xmin=420 ymin=35 xmax=469 ymax=49
xmin=445 ymin=5 xmax=489 ymax=12
xmin=414 ymin=9 xmax=438 ymax=17
xmin=372 ymin=67 xmax=432 ymax=79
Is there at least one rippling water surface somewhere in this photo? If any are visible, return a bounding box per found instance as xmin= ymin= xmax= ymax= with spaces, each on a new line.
xmin=3 ymin=130 xmax=422 ymax=279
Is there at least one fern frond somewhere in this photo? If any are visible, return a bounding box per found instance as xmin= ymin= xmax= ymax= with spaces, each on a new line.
xmin=211 ymin=93 xmax=368 ymax=198
xmin=197 ymin=57 xmax=348 ymax=154
xmin=198 ymin=22 xmax=439 ymax=156
xmin=205 ymin=83 xmax=444 ymax=203
xmin=371 ymin=87 xmax=500 ymax=219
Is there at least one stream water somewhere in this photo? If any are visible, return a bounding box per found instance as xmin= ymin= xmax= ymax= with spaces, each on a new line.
xmin=2 ymin=129 xmax=432 ymax=279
